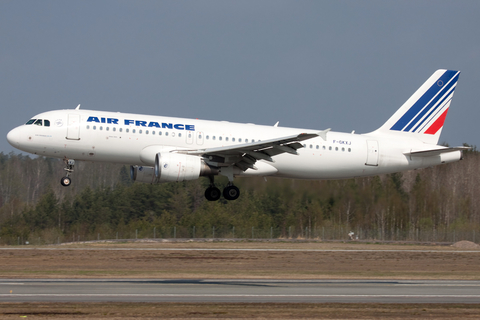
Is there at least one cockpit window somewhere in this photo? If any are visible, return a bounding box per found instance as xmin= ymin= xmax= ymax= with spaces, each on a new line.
xmin=25 ymin=119 xmax=50 ymax=126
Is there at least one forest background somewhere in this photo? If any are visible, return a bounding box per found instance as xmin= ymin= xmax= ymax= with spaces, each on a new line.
xmin=0 ymin=146 xmax=479 ymax=245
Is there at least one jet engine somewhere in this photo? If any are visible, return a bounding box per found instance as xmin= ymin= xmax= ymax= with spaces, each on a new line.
xmin=130 ymin=165 xmax=157 ymax=183
xmin=155 ymin=153 xmax=217 ymax=182
xmin=131 ymin=153 xmax=218 ymax=184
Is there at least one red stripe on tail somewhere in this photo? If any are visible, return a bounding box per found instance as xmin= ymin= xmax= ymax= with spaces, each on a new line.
xmin=425 ymin=108 xmax=449 ymax=135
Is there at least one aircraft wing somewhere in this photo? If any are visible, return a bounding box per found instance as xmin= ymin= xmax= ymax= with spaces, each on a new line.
xmin=179 ymin=130 xmax=329 ymax=171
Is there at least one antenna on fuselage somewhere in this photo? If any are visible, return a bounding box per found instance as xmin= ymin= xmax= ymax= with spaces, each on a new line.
xmin=274 ymin=121 xmax=279 ymax=127
xmin=75 ymin=104 xmax=81 ymax=110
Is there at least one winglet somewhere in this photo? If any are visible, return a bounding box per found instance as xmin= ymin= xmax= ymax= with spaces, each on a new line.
xmin=318 ymin=128 xmax=331 ymax=141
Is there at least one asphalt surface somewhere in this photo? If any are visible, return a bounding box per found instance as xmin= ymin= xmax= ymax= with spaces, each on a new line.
xmin=1 ymin=279 xmax=480 ymax=303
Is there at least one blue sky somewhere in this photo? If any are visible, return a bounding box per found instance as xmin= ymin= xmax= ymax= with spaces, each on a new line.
xmin=1 ymin=1 xmax=479 ymax=153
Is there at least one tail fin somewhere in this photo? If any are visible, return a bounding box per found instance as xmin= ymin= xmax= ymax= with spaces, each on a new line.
xmin=375 ymin=69 xmax=460 ymax=144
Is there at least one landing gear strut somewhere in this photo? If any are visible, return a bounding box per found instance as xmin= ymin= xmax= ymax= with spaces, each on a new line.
xmin=61 ymin=159 xmax=75 ymax=187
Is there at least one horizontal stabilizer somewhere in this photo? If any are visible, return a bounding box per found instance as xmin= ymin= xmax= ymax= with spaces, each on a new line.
xmin=404 ymin=146 xmax=470 ymax=157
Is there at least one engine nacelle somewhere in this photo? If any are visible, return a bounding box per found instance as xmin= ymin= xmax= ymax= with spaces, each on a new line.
xmin=155 ymin=153 xmax=217 ymax=182
xmin=130 ymin=165 xmax=157 ymax=183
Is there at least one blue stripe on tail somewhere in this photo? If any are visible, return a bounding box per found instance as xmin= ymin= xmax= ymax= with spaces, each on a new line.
xmin=390 ymin=70 xmax=458 ymax=132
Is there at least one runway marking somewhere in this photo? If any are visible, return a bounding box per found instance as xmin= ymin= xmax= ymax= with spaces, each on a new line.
xmin=0 ymin=248 xmax=479 ymax=253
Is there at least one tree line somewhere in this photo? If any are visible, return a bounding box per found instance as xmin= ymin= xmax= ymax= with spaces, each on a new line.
xmin=0 ymin=146 xmax=479 ymax=244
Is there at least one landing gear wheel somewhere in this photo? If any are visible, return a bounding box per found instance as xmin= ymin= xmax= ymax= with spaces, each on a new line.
xmin=60 ymin=176 xmax=71 ymax=187
xmin=223 ymin=185 xmax=240 ymax=201
xmin=205 ymin=186 xmax=221 ymax=201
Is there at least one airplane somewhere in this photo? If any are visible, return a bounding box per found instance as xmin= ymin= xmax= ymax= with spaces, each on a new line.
xmin=6 ymin=69 xmax=468 ymax=201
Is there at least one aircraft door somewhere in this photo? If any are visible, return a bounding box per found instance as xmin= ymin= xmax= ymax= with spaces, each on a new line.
xmin=365 ymin=140 xmax=379 ymax=166
xmin=66 ymin=114 xmax=81 ymax=140
xmin=196 ymin=131 xmax=204 ymax=145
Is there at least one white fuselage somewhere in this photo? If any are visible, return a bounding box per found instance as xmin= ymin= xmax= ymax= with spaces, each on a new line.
xmin=6 ymin=109 xmax=459 ymax=180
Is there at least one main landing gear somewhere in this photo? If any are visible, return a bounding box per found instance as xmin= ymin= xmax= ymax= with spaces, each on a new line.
xmin=205 ymin=176 xmax=240 ymax=201
xmin=60 ymin=159 xmax=75 ymax=187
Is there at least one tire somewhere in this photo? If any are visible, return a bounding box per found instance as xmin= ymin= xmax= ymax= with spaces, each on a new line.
xmin=60 ymin=176 xmax=71 ymax=187
xmin=223 ymin=185 xmax=240 ymax=201
xmin=205 ymin=186 xmax=221 ymax=201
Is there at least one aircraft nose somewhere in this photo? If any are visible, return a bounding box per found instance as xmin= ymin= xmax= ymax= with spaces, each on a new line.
xmin=6 ymin=127 xmax=21 ymax=147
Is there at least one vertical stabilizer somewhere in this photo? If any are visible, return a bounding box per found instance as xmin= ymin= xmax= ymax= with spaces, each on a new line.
xmin=374 ymin=69 xmax=460 ymax=144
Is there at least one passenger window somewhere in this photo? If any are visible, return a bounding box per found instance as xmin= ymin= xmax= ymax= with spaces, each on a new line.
xmin=165 ymin=132 xmax=168 ymax=136
xmin=239 ymin=138 xmax=242 ymax=143
xmin=113 ymin=127 xmax=116 ymax=132
xmin=106 ymin=127 xmax=109 ymax=131
xmin=86 ymin=125 xmax=90 ymax=129
xmin=44 ymin=120 xmax=50 ymax=127
xmin=139 ymin=130 xmax=142 ymax=134
xmin=219 ymin=136 xmax=222 ymax=141
xmin=232 ymin=138 xmax=235 ymax=142
xmin=146 ymin=130 xmax=149 ymax=134
xmin=245 ymin=139 xmax=248 ymax=143
xmin=119 ymin=128 xmax=123 ymax=132
xmin=93 ymin=126 xmax=97 ymax=130
xmin=178 ymin=133 xmax=182 ymax=137
xmin=126 ymin=128 xmax=129 ymax=133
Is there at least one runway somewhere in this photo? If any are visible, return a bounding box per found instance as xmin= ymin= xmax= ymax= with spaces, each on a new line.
xmin=1 ymin=279 xmax=480 ymax=303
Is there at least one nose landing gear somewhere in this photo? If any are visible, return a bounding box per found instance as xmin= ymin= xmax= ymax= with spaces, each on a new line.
xmin=61 ymin=159 xmax=75 ymax=187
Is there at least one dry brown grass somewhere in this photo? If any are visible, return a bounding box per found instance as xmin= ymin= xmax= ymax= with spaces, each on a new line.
xmin=0 ymin=241 xmax=479 ymax=279
xmin=1 ymin=302 xmax=480 ymax=319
